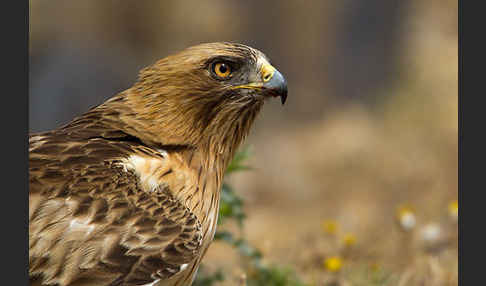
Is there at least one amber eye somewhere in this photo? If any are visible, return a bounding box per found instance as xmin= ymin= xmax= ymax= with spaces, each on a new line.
xmin=212 ymin=62 xmax=232 ymax=79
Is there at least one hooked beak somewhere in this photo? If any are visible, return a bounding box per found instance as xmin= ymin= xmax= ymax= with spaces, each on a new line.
xmin=231 ymin=61 xmax=288 ymax=105
xmin=262 ymin=69 xmax=288 ymax=105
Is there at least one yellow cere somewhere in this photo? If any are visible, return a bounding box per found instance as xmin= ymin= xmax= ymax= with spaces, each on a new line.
xmin=323 ymin=256 xmax=343 ymax=272
xmin=260 ymin=62 xmax=276 ymax=82
xmin=322 ymin=220 xmax=339 ymax=235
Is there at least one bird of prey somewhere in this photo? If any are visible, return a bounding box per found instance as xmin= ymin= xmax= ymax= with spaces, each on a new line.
xmin=29 ymin=42 xmax=288 ymax=286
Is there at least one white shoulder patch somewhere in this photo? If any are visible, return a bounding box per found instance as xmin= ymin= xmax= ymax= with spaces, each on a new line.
xmin=122 ymin=153 xmax=170 ymax=192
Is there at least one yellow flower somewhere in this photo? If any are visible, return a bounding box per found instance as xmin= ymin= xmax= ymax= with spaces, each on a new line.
xmin=448 ymin=200 xmax=458 ymax=221
xmin=369 ymin=262 xmax=380 ymax=273
xmin=323 ymin=256 xmax=343 ymax=272
xmin=342 ymin=233 xmax=357 ymax=247
xmin=396 ymin=205 xmax=416 ymax=231
xmin=322 ymin=220 xmax=339 ymax=235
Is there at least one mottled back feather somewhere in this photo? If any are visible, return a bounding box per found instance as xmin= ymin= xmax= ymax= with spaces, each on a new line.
xmin=30 ymin=131 xmax=203 ymax=286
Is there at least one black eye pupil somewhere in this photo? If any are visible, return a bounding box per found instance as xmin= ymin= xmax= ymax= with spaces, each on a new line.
xmin=219 ymin=64 xmax=227 ymax=73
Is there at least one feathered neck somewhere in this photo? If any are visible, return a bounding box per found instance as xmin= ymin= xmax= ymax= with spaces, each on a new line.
xmin=62 ymin=87 xmax=263 ymax=173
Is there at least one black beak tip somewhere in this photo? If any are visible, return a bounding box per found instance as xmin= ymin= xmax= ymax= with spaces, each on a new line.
xmin=280 ymin=88 xmax=288 ymax=105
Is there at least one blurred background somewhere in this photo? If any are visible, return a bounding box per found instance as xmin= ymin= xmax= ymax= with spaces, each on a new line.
xmin=29 ymin=0 xmax=457 ymax=285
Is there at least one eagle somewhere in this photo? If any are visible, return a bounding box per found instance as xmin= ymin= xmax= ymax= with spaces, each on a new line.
xmin=29 ymin=42 xmax=287 ymax=286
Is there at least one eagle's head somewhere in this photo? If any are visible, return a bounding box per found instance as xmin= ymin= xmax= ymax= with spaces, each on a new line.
xmin=99 ymin=42 xmax=287 ymax=160
xmin=136 ymin=42 xmax=287 ymax=105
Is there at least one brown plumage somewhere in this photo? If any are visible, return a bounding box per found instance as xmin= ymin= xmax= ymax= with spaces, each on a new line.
xmin=29 ymin=42 xmax=287 ymax=286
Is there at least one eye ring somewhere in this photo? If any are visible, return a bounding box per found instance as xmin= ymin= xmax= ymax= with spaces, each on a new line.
xmin=212 ymin=62 xmax=232 ymax=79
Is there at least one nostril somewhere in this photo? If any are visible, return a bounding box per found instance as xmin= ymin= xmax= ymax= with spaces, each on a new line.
xmin=263 ymin=73 xmax=271 ymax=81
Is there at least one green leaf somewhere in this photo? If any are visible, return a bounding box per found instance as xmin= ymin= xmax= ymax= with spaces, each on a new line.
xmin=192 ymin=267 xmax=225 ymax=286
xmin=214 ymin=230 xmax=234 ymax=243
xmin=226 ymin=146 xmax=252 ymax=175
xmin=234 ymin=239 xmax=262 ymax=260
xmin=246 ymin=264 xmax=308 ymax=286
xmin=218 ymin=183 xmax=246 ymax=227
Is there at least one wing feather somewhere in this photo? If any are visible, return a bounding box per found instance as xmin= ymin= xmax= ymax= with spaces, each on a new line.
xmin=29 ymin=133 xmax=202 ymax=286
